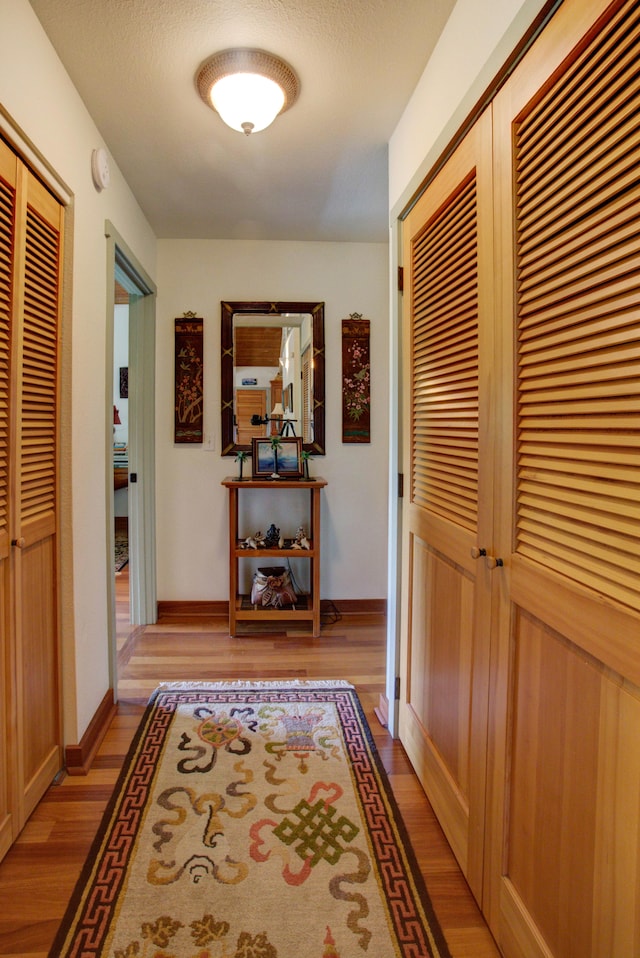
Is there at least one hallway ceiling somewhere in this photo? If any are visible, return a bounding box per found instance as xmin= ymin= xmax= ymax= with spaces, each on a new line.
xmin=28 ymin=0 xmax=456 ymax=242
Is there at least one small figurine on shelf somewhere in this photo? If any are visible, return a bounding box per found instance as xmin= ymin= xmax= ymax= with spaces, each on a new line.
xmin=292 ymin=526 xmax=311 ymax=550
xmin=300 ymin=450 xmax=312 ymax=480
xmin=235 ymin=450 xmax=249 ymax=480
xmin=242 ymin=530 xmax=265 ymax=549
xmin=264 ymin=524 xmax=280 ymax=548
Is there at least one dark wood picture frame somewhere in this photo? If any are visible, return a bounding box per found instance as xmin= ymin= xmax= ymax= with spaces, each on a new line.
xmin=221 ymin=301 xmax=325 ymax=456
xmin=285 ymin=382 xmax=294 ymax=413
xmin=251 ymin=437 xmax=303 ymax=479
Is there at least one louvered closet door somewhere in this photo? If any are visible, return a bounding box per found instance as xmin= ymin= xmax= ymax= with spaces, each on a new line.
xmin=399 ymin=109 xmax=494 ymax=902
xmin=0 ymin=137 xmax=63 ymax=852
xmin=487 ymin=1 xmax=640 ymax=955
xmin=14 ymin=164 xmax=63 ymax=825
xmin=0 ymin=139 xmax=18 ymax=861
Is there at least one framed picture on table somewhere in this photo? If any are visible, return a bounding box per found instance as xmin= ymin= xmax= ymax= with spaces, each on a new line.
xmin=251 ymin=437 xmax=303 ymax=479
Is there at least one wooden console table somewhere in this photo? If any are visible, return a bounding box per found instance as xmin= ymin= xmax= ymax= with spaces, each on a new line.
xmin=222 ymin=477 xmax=327 ymax=637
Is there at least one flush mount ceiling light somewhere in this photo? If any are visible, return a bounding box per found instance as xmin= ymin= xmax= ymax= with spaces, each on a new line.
xmin=196 ymin=48 xmax=300 ymax=136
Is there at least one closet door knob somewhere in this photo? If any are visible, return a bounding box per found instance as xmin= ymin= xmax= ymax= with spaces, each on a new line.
xmin=470 ymin=547 xmax=487 ymax=559
xmin=486 ymin=556 xmax=504 ymax=569
xmin=11 ymin=537 xmax=25 ymax=548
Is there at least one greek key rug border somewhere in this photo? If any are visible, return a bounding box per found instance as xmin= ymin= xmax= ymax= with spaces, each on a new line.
xmin=50 ymin=685 xmax=451 ymax=958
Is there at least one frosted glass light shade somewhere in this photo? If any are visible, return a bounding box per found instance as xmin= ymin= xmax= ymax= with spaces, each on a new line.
xmin=196 ymin=49 xmax=299 ymax=136
xmin=211 ymin=73 xmax=285 ymax=134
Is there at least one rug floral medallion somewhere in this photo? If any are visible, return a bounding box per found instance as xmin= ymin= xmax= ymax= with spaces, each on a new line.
xmin=50 ymin=682 xmax=451 ymax=958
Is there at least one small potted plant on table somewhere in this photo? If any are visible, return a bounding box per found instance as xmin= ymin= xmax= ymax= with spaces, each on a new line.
xmin=235 ymin=450 xmax=248 ymax=480
xmin=300 ymin=450 xmax=312 ymax=480
xmin=270 ymin=436 xmax=282 ymax=479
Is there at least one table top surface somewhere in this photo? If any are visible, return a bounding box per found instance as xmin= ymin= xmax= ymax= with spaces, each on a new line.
xmin=222 ymin=476 xmax=327 ymax=488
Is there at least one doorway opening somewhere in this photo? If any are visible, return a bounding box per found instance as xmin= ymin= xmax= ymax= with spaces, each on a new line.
xmin=113 ymin=285 xmax=131 ymax=651
xmin=105 ymin=223 xmax=157 ymax=698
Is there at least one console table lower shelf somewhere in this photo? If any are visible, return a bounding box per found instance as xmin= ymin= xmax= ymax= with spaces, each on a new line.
xmin=222 ymin=477 xmax=327 ymax=637
xmin=239 ymin=594 xmax=310 ymax=611
xmin=234 ymin=593 xmax=313 ymax=633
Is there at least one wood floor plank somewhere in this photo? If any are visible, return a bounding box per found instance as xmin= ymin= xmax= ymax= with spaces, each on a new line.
xmin=0 ymin=569 xmax=500 ymax=958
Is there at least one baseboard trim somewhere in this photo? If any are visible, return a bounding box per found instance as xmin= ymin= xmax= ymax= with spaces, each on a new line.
xmin=374 ymin=693 xmax=389 ymax=729
xmin=158 ymin=600 xmax=228 ymax=618
xmin=329 ymin=599 xmax=387 ymax=614
xmin=157 ymin=598 xmax=387 ymax=620
xmin=65 ymin=689 xmax=117 ymax=776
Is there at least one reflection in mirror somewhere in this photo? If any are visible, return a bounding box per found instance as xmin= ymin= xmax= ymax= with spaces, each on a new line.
xmin=221 ymin=301 xmax=325 ymax=456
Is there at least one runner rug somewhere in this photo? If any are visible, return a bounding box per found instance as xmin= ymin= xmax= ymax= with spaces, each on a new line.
xmin=50 ymin=681 xmax=451 ymax=958
xmin=114 ymin=529 xmax=128 ymax=572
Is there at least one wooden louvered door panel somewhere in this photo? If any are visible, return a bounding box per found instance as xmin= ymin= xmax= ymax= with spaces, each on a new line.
xmin=399 ymin=109 xmax=494 ymax=902
xmin=0 ymin=137 xmax=63 ymax=859
xmin=14 ymin=165 xmax=63 ymax=825
xmin=487 ymin=1 xmax=640 ymax=955
xmin=0 ymin=138 xmax=17 ymax=862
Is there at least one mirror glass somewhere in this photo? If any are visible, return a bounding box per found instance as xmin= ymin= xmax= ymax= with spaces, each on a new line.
xmin=221 ymin=301 xmax=325 ymax=456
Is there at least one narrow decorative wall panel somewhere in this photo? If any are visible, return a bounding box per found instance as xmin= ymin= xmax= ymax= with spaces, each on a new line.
xmin=174 ymin=314 xmax=203 ymax=444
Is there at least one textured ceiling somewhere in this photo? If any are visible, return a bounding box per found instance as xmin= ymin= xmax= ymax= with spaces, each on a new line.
xmin=28 ymin=0 xmax=456 ymax=242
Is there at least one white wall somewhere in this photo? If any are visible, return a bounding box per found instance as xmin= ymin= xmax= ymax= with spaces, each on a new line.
xmin=389 ymin=0 xmax=550 ymax=211
xmin=156 ymin=240 xmax=389 ymax=602
xmin=1 ymin=0 xmax=157 ymax=740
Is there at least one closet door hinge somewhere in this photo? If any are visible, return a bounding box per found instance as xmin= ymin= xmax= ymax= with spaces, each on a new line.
xmin=395 ymin=675 xmax=401 ymax=700
xmin=397 ymin=266 xmax=404 ymax=293
xmin=398 ymin=472 xmax=404 ymax=498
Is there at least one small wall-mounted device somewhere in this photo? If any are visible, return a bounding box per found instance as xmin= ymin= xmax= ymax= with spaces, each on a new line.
xmin=91 ymin=147 xmax=110 ymax=191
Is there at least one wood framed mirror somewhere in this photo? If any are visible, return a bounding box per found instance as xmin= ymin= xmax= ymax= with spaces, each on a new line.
xmin=221 ymin=301 xmax=325 ymax=456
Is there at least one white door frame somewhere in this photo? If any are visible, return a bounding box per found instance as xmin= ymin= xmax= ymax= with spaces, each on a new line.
xmin=104 ymin=222 xmax=157 ymax=696
xmin=385 ymin=221 xmax=404 ymax=738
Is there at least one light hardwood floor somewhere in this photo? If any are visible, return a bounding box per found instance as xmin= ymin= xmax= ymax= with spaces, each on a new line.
xmin=0 ymin=568 xmax=500 ymax=958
